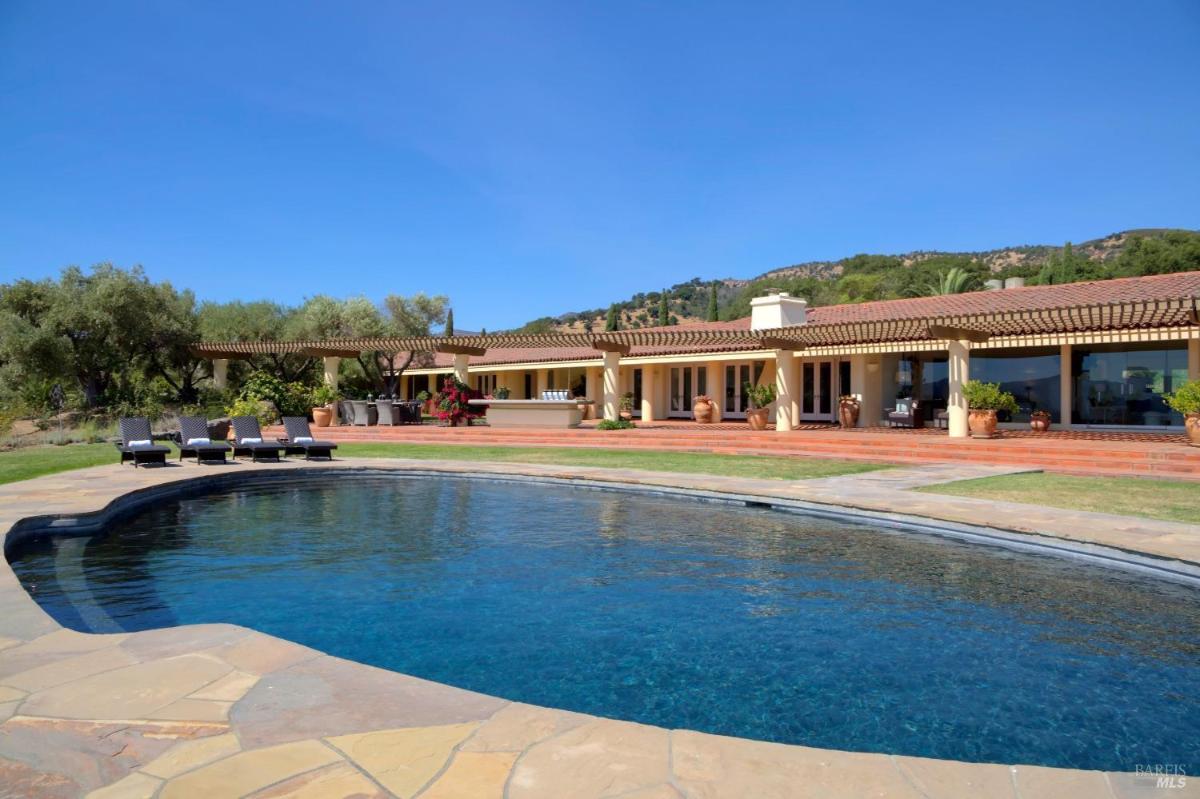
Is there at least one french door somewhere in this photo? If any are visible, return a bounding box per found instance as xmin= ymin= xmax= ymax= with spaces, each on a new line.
xmin=801 ymin=361 xmax=835 ymax=421
xmin=722 ymin=361 xmax=767 ymax=419
xmin=669 ymin=366 xmax=707 ymax=417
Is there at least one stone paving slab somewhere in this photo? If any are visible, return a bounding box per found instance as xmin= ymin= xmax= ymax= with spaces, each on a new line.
xmin=0 ymin=459 xmax=1196 ymax=798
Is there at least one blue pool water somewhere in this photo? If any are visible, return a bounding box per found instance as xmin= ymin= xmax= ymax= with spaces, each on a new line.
xmin=7 ymin=474 xmax=1199 ymax=771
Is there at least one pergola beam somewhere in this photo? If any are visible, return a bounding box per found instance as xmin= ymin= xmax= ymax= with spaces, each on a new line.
xmin=434 ymin=343 xmax=488 ymax=356
xmin=928 ymin=324 xmax=991 ymax=344
xmin=592 ymin=340 xmax=632 ymax=356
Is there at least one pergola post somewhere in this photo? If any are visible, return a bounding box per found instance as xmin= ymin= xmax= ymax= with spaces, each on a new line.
xmin=640 ymin=366 xmax=657 ymax=421
xmin=603 ymin=351 xmax=621 ymax=421
xmin=707 ymin=360 xmax=724 ymax=422
xmin=453 ymin=354 xmax=470 ymax=385
xmin=1059 ymin=344 xmax=1073 ymax=426
xmin=322 ymin=356 xmax=341 ymax=424
xmin=947 ymin=340 xmax=970 ymax=438
xmin=775 ymin=350 xmax=799 ymax=433
xmin=535 ymin=369 xmax=549 ymax=398
xmin=212 ymin=359 xmax=229 ymax=390
xmin=1189 ymin=338 xmax=1199 ymax=381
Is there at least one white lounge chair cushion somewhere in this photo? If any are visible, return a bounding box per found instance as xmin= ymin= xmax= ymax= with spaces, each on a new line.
xmin=294 ymin=436 xmax=314 ymax=443
xmin=186 ymin=437 xmax=210 ymax=446
xmin=128 ymin=439 xmax=153 ymax=447
xmin=241 ymin=437 xmax=262 ymax=443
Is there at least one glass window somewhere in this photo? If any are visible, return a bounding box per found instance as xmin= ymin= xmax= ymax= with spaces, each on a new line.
xmin=818 ymin=362 xmax=832 ymax=414
xmin=802 ymin=363 xmax=815 ymax=414
xmin=839 ymin=361 xmax=852 ymax=398
xmin=632 ymin=369 xmax=643 ymax=416
xmin=970 ymin=350 xmax=1061 ymax=423
xmin=697 ymin=366 xmax=707 ymax=397
xmin=725 ymin=365 xmax=736 ymax=412
xmin=671 ymin=368 xmax=682 ymax=412
xmin=1073 ymin=345 xmax=1187 ymax=426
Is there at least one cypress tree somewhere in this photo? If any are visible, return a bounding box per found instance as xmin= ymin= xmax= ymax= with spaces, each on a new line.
xmin=444 ymin=309 xmax=454 ymax=336
xmin=605 ymin=304 xmax=620 ymax=332
xmin=707 ymin=282 xmax=719 ymax=321
xmin=658 ymin=290 xmax=669 ymax=326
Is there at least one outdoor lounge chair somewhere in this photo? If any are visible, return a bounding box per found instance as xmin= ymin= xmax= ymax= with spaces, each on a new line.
xmin=886 ymin=398 xmax=923 ymax=429
xmin=115 ymin=417 xmax=171 ymax=467
xmin=278 ymin=417 xmax=338 ymax=460
xmin=230 ymin=416 xmax=285 ymax=462
xmin=176 ymin=416 xmax=231 ymax=464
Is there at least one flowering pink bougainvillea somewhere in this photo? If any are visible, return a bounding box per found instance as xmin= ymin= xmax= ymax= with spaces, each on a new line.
xmin=435 ymin=377 xmax=477 ymax=425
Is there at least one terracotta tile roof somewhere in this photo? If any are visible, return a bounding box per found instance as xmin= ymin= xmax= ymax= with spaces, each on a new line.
xmin=806 ymin=270 xmax=1200 ymax=325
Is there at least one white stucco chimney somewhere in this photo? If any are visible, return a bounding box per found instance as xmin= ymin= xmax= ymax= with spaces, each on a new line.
xmin=750 ymin=291 xmax=808 ymax=331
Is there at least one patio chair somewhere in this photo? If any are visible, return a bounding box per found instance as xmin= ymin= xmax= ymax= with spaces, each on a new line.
xmin=176 ymin=416 xmax=232 ymax=464
xmin=278 ymin=417 xmax=338 ymax=460
xmin=115 ymin=417 xmax=171 ymax=467
xmin=376 ymin=400 xmax=400 ymax=426
xmin=398 ymin=400 xmax=423 ymax=424
xmin=338 ymin=400 xmax=354 ymax=426
xmin=230 ymin=416 xmax=285 ymax=462
xmin=349 ymin=400 xmax=378 ymax=426
xmin=886 ymin=398 xmax=923 ymax=429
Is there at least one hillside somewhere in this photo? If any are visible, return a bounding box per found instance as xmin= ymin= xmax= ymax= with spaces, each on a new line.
xmin=516 ymin=228 xmax=1200 ymax=333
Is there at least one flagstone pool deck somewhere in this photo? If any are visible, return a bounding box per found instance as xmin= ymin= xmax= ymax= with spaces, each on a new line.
xmin=1 ymin=459 xmax=1197 ymax=798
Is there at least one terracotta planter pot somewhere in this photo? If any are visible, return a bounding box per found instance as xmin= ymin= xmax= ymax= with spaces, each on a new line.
xmin=746 ymin=407 xmax=770 ymax=431
xmin=312 ymin=406 xmax=333 ymax=428
xmin=619 ymin=410 xmax=633 ymax=421
xmin=1186 ymin=413 xmax=1200 ymax=447
xmin=1029 ymin=411 xmax=1051 ymax=433
xmin=968 ymin=409 xmax=998 ymax=439
xmin=693 ymin=399 xmax=714 ymax=424
xmin=838 ymin=399 xmax=860 ymax=429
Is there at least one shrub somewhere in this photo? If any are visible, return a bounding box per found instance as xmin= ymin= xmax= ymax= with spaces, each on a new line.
xmin=1166 ymin=379 xmax=1200 ymax=415
xmin=962 ymin=380 xmax=1019 ymax=413
xmin=492 ymin=386 xmax=511 ymax=399
xmin=619 ymin=392 xmax=635 ymax=411
xmin=436 ymin=377 xmax=477 ymax=425
xmin=744 ymin=382 xmax=777 ymax=409
xmin=312 ymin=384 xmax=339 ymax=407
xmin=227 ymin=396 xmax=276 ymax=428
xmin=597 ymin=418 xmax=635 ymax=430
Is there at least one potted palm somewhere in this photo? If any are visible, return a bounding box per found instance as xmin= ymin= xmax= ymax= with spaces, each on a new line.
xmin=744 ymin=382 xmax=777 ymax=431
xmin=692 ymin=394 xmax=715 ymax=424
xmin=1166 ymin=379 xmax=1200 ymax=447
xmin=311 ymin=385 xmax=339 ymax=427
xmin=962 ymin=380 xmax=1018 ymax=439
xmin=619 ymin=392 xmax=635 ymax=421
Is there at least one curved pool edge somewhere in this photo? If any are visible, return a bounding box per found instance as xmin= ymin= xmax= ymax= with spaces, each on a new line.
xmin=0 ymin=460 xmax=1189 ymax=798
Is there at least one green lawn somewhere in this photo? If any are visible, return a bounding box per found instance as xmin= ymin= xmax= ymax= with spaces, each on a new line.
xmin=0 ymin=443 xmax=124 ymax=485
xmin=0 ymin=441 xmax=883 ymax=487
xmin=336 ymin=442 xmax=883 ymax=481
xmin=916 ymin=472 xmax=1200 ymax=525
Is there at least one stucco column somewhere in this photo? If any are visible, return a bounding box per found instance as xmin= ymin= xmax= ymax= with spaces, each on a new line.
xmin=1059 ymin=344 xmax=1073 ymax=426
xmin=603 ymin=351 xmax=621 ymax=421
xmin=212 ymin=359 xmax=228 ymax=390
xmin=322 ymin=357 xmax=341 ymax=424
xmin=850 ymin=355 xmax=882 ymax=428
xmin=453 ymin=354 xmax=470 ymax=385
xmin=640 ymin=366 xmax=658 ymax=421
xmin=1189 ymin=338 xmax=1200 ymax=381
xmin=707 ymin=360 xmax=724 ymax=422
xmin=947 ymin=340 xmax=970 ymax=438
xmin=774 ymin=350 xmax=798 ymax=433
xmin=535 ymin=369 xmax=549 ymax=398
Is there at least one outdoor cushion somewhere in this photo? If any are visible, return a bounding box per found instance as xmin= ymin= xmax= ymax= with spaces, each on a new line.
xmin=241 ymin=436 xmax=262 ymax=443
xmin=128 ymin=439 xmax=152 ymax=447
xmin=295 ymin=436 xmax=314 ymax=443
xmin=186 ymin=437 xmax=210 ymax=446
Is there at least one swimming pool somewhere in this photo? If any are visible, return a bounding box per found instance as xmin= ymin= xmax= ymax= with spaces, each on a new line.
xmin=8 ymin=474 xmax=1198 ymax=771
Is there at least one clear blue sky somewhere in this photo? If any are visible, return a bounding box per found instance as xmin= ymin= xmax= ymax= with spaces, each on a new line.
xmin=2 ymin=2 xmax=1198 ymax=329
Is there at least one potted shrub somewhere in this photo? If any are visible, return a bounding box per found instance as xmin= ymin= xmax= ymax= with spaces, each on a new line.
xmin=1166 ymin=379 xmax=1200 ymax=447
xmin=492 ymin=386 xmax=511 ymax=400
xmin=619 ymin=392 xmax=635 ymax=421
xmin=417 ymin=390 xmax=432 ymax=416
xmin=744 ymin=382 xmax=776 ymax=431
xmin=838 ymin=395 xmax=860 ymax=428
xmin=962 ymin=380 xmax=1018 ymax=439
xmin=692 ymin=394 xmax=715 ymax=424
xmin=1029 ymin=408 xmax=1052 ymax=433
xmin=311 ymin=384 xmax=338 ymax=427
xmin=436 ymin=378 xmax=477 ymax=427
